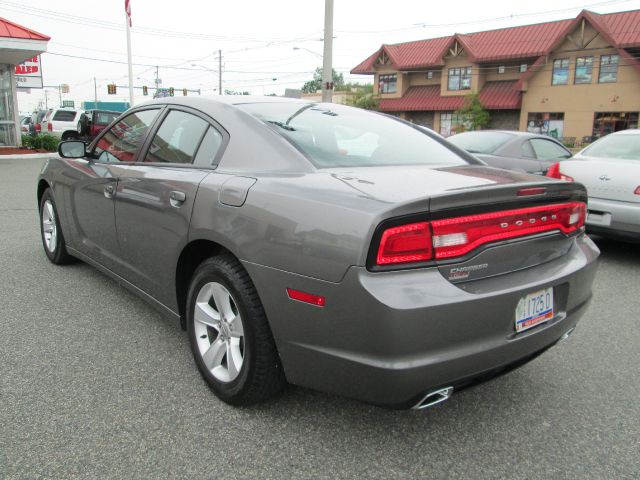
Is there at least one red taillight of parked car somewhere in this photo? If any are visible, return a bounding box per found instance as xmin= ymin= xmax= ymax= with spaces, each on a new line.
xmin=545 ymin=162 xmax=574 ymax=182
xmin=376 ymin=202 xmax=586 ymax=265
xmin=35 ymin=123 xmax=41 ymax=132
xmin=47 ymin=122 xmax=52 ymax=132
xmin=634 ymin=186 xmax=640 ymax=196
xmin=376 ymin=221 xmax=433 ymax=265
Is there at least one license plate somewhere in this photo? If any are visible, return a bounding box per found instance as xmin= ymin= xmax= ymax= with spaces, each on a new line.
xmin=515 ymin=288 xmax=554 ymax=333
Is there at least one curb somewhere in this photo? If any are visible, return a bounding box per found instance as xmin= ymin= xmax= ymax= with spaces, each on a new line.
xmin=0 ymin=153 xmax=58 ymax=160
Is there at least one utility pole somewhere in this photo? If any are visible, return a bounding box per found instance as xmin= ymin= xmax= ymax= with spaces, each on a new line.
xmin=44 ymin=89 xmax=49 ymax=109
xmin=94 ymin=77 xmax=98 ymax=105
xmin=218 ymin=49 xmax=222 ymax=95
xmin=125 ymin=4 xmax=134 ymax=106
xmin=155 ymin=65 xmax=160 ymax=87
xmin=58 ymin=85 xmax=62 ymax=107
xmin=322 ymin=0 xmax=334 ymax=103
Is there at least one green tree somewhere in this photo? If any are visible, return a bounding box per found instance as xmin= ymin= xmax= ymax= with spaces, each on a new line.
xmin=301 ymin=67 xmax=344 ymax=93
xmin=455 ymin=93 xmax=490 ymax=131
xmin=344 ymin=84 xmax=379 ymax=111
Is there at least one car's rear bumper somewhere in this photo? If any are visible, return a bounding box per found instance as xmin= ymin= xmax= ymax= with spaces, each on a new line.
xmin=244 ymin=233 xmax=599 ymax=407
xmin=587 ymin=197 xmax=640 ymax=239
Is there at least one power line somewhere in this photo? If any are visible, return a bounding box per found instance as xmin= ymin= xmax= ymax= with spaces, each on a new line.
xmin=335 ymin=0 xmax=635 ymax=34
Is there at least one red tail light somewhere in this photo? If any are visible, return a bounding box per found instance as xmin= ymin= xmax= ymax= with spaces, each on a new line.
xmin=47 ymin=122 xmax=52 ymax=132
xmin=35 ymin=123 xmax=41 ymax=132
xmin=376 ymin=221 xmax=433 ymax=265
xmin=545 ymin=162 xmax=573 ymax=181
xmin=375 ymin=202 xmax=586 ymax=265
xmin=634 ymin=186 xmax=640 ymax=196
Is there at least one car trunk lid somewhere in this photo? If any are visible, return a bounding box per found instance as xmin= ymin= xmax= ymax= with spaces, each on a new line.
xmin=560 ymin=157 xmax=640 ymax=204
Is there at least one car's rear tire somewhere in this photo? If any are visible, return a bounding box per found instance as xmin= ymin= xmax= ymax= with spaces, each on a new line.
xmin=186 ymin=255 xmax=285 ymax=405
xmin=39 ymin=188 xmax=75 ymax=265
xmin=61 ymin=131 xmax=79 ymax=141
xmin=77 ymin=114 xmax=89 ymax=135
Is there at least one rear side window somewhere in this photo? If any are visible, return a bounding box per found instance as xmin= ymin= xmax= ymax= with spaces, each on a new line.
xmin=529 ymin=138 xmax=570 ymax=160
xmin=145 ymin=110 xmax=209 ymax=164
xmin=96 ymin=112 xmax=119 ymax=125
xmin=447 ymin=132 xmax=514 ymax=154
xmin=94 ymin=109 xmax=159 ymax=163
xmin=193 ymin=127 xmax=223 ymax=166
xmin=52 ymin=110 xmax=76 ymax=122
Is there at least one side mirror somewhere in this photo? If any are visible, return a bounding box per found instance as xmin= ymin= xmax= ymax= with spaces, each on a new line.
xmin=58 ymin=140 xmax=87 ymax=159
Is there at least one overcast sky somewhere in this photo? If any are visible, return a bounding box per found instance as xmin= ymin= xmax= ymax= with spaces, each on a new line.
xmin=6 ymin=0 xmax=640 ymax=113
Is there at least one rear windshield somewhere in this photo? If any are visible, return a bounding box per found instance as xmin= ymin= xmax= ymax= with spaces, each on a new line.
xmin=52 ymin=110 xmax=77 ymax=122
xmin=447 ymin=131 xmax=514 ymax=154
xmin=95 ymin=112 xmax=119 ymax=125
xmin=237 ymin=102 xmax=467 ymax=168
xmin=581 ymin=133 xmax=640 ymax=160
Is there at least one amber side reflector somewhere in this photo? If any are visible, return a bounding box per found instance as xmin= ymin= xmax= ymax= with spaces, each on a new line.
xmin=286 ymin=288 xmax=325 ymax=307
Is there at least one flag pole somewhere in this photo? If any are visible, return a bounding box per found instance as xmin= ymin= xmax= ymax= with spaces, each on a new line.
xmin=125 ymin=0 xmax=134 ymax=106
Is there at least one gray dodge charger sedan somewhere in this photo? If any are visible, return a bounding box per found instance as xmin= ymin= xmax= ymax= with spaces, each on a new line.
xmin=38 ymin=97 xmax=599 ymax=409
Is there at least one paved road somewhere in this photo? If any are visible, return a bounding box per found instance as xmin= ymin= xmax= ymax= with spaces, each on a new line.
xmin=1 ymin=157 xmax=638 ymax=479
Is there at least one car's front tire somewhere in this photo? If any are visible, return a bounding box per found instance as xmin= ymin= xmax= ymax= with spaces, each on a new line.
xmin=186 ymin=255 xmax=285 ymax=405
xmin=39 ymin=188 xmax=74 ymax=265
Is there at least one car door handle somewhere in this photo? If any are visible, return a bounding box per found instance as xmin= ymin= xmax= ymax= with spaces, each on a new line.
xmin=104 ymin=184 xmax=115 ymax=198
xmin=169 ymin=190 xmax=186 ymax=207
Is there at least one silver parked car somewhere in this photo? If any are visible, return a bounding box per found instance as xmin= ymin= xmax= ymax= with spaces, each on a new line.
xmin=448 ymin=130 xmax=572 ymax=175
xmin=38 ymin=97 xmax=599 ymax=409
xmin=553 ymin=129 xmax=639 ymax=242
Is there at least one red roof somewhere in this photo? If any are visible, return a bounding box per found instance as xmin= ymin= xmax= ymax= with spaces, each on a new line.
xmin=379 ymin=81 xmax=521 ymax=112
xmin=352 ymin=9 xmax=640 ymax=73
xmin=0 ymin=17 xmax=50 ymax=41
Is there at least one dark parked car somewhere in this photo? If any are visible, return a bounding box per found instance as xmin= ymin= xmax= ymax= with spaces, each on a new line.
xmin=38 ymin=97 xmax=599 ymax=409
xmin=448 ymin=130 xmax=572 ymax=175
xmin=71 ymin=109 xmax=121 ymax=141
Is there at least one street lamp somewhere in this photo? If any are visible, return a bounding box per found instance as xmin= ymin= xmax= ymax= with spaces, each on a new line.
xmin=191 ymin=63 xmax=219 ymax=95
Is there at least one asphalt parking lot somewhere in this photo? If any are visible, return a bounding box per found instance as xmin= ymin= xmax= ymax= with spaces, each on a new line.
xmin=1 ymin=156 xmax=639 ymax=479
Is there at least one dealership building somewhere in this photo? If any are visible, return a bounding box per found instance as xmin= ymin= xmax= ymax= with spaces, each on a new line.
xmin=352 ymin=9 xmax=640 ymax=143
xmin=0 ymin=17 xmax=49 ymax=147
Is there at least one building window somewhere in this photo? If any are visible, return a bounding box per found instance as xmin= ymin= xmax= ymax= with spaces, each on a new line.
xmin=527 ymin=112 xmax=565 ymax=138
xmin=448 ymin=67 xmax=472 ymax=91
xmin=575 ymin=56 xmax=593 ymax=84
xmin=599 ymin=55 xmax=619 ymax=83
xmin=497 ymin=66 xmax=505 ymax=74
xmin=427 ymin=71 xmax=433 ymax=80
xmin=593 ymin=112 xmax=639 ymax=138
xmin=378 ymin=74 xmax=397 ymax=93
xmin=520 ymin=64 xmax=528 ymax=73
xmin=552 ymin=59 xmax=569 ymax=85
xmin=0 ymin=64 xmax=17 ymax=146
xmin=439 ymin=112 xmax=464 ymax=137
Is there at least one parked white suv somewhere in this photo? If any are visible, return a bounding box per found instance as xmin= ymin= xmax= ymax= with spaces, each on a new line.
xmin=41 ymin=108 xmax=85 ymax=140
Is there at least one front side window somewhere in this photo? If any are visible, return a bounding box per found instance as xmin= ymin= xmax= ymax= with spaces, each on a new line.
xmin=144 ymin=110 xmax=208 ymax=164
xmin=552 ymin=59 xmax=569 ymax=85
xmin=448 ymin=67 xmax=472 ymax=91
xmin=378 ymin=74 xmax=397 ymax=94
xmin=599 ymin=55 xmax=619 ymax=83
xmin=94 ymin=109 xmax=159 ymax=163
xmin=575 ymin=57 xmax=593 ymax=84
xmin=237 ymin=102 xmax=467 ymax=168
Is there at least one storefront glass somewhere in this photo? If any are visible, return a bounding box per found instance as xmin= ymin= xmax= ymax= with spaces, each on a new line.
xmin=0 ymin=64 xmax=17 ymax=146
xmin=592 ymin=112 xmax=639 ymax=139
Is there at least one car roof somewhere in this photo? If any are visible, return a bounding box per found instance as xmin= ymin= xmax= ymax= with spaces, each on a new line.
xmin=609 ymin=129 xmax=640 ymax=136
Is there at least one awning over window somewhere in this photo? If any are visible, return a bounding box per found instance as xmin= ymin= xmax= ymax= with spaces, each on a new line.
xmin=380 ymin=81 xmax=522 ymax=112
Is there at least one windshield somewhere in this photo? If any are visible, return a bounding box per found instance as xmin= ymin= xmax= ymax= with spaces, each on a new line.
xmin=447 ymin=131 xmax=515 ymax=154
xmin=237 ymin=102 xmax=468 ymax=168
xmin=581 ymin=133 xmax=640 ymax=160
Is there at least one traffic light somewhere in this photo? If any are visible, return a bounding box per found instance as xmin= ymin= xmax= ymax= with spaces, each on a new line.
xmin=169 ymin=87 xmax=174 ymax=97
xmin=107 ymin=83 xmax=117 ymax=95
xmin=183 ymin=88 xmax=187 ymax=96
xmin=142 ymin=85 xmax=148 ymax=96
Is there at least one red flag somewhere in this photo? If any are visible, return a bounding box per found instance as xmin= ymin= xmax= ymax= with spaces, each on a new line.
xmin=125 ymin=0 xmax=132 ymax=27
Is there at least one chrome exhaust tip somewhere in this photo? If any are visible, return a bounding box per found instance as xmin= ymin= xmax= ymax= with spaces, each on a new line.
xmin=412 ymin=386 xmax=454 ymax=410
xmin=558 ymin=326 xmax=576 ymax=344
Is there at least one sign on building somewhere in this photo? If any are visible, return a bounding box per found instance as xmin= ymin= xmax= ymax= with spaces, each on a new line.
xmin=15 ymin=55 xmax=43 ymax=89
